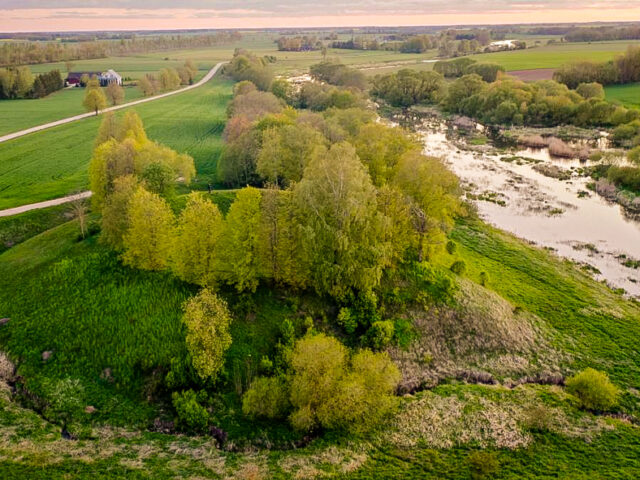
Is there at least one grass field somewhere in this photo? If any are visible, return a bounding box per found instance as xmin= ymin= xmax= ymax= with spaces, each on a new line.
xmin=605 ymin=83 xmax=640 ymax=109
xmin=0 ymin=86 xmax=145 ymax=136
xmin=467 ymin=40 xmax=640 ymax=71
xmin=0 ymin=76 xmax=232 ymax=210
xmin=2 ymin=214 xmax=640 ymax=477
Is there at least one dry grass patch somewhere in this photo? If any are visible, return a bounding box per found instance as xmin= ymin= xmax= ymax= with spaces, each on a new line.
xmin=389 ymin=385 xmax=611 ymax=450
xmin=279 ymin=445 xmax=368 ymax=479
xmin=390 ymin=280 xmax=566 ymax=392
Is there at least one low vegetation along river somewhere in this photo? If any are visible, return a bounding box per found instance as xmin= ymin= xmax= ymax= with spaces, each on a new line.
xmin=417 ymin=119 xmax=640 ymax=297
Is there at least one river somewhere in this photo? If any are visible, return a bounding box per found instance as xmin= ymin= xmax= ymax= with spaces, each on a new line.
xmin=418 ymin=119 xmax=640 ymax=297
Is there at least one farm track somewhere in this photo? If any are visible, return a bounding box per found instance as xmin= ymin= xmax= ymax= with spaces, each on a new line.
xmin=0 ymin=62 xmax=227 ymax=144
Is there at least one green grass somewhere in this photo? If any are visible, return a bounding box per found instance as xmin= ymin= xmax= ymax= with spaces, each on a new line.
xmin=0 ymin=204 xmax=74 ymax=254
xmin=0 ymin=86 xmax=144 ymax=137
xmin=468 ymin=40 xmax=640 ymax=71
xmin=605 ymin=83 xmax=640 ymax=109
xmin=439 ymin=220 xmax=640 ymax=389
xmin=0 ymin=76 xmax=232 ymax=210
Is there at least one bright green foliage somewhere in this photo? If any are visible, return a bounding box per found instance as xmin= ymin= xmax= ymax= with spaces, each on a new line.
xmin=576 ymin=82 xmax=606 ymax=99
xmin=468 ymin=451 xmax=500 ymax=480
xmin=83 ymin=87 xmax=107 ymax=115
xmin=294 ymin=143 xmax=386 ymax=298
xmin=566 ymin=368 xmax=620 ymax=411
xmin=172 ymin=193 xmax=224 ymax=287
xmin=353 ymin=123 xmax=418 ymax=185
xmin=172 ymin=389 xmax=209 ymax=433
xmin=366 ymin=320 xmax=395 ymax=350
xmin=100 ymin=174 xmax=139 ymax=251
xmin=288 ymin=334 xmax=400 ymax=433
xmin=89 ymin=138 xmax=138 ymax=210
xmin=450 ymin=260 xmax=467 ymax=275
xmin=242 ymin=376 xmax=290 ymax=419
xmin=219 ymin=187 xmax=263 ymax=292
xmin=394 ymin=151 xmax=463 ymax=260
xmin=182 ymin=289 xmax=232 ymax=381
xmin=371 ymin=69 xmax=445 ymax=108
xmin=256 ymin=123 xmax=325 ymax=186
xmin=258 ymin=187 xmax=308 ymax=288
xmin=141 ymin=162 xmax=176 ymax=197
xmin=122 ymin=187 xmax=175 ymax=271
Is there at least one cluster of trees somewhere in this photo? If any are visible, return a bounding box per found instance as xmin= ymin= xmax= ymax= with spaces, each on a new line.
xmin=89 ymin=111 xmax=195 ymax=228
xmin=223 ymin=50 xmax=274 ymax=91
xmin=243 ymin=333 xmax=400 ymax=433
xmin=138 ymin=60 xmax=198 ymax=96
xmin=372 ymin=67 xmax=640 ymax=129
xmin=564 ymin=26 xmax=640 ymax=43
xmin=434 ymin=58 xmax=505 ymax=82
xmin=276 ymin=36 xmax=321 ymax=52
xmin=0 ymin=32 xmax=241 ymax=67
xmin=213 ymin=80 xmax=462 ymax=299
xmin=0 ymin=67 xmax=63 ymax=99
xmin=331 ymin=38 xmax=381 ymax=51
xmin=309 ymin=60 xmax=367 ymax=90
xmin=554 ymin=46 xmax=640 ymax=88
xmin=371 ymin=69 xmax=445 ymax=108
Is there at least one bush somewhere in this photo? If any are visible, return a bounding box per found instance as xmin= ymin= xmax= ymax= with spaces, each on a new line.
xmin=450 ymin=260 xmax=467 ymax=275
xmin=523 ymin=405 xmax=553 ymax=432
xmin=566 ymin=368 xmax=620 ymax=411
xmin=172 ymin=389 xmax=209 ymax=432
xmin=242 ymin=376 xmax=290 ymax=419
xmin=446 ymin=240 xmax=457 ymax=255
xmin=479 ymin=271 xmax=489 ymax=286
xmin=468 ymin=451 xmax=499 ymax=479
xmin=366 ymin=320 xmax=395 ymax=349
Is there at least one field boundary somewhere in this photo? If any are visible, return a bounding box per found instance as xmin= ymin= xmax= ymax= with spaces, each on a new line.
xmin=0 ymin=61 xmax=227 ymax=144
xmin=0 ymin=191 xmax=92 ymax=218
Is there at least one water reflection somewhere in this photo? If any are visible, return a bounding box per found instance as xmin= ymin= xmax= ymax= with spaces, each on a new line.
xmin=419 ymin=121 xmax=640 ymax=296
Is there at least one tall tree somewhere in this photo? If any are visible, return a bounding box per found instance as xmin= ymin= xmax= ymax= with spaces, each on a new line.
xmin=105 ymin=81 xmax=125 ymax=105
xmin=100 ymin=174 xmax=139 ymax=251
xmin=172 ymin=193 xmax=225 ymax=287
xmin=122 ymin=187 xmax=175 ymax=270
xmin=294 ymin=142 xmax=386 ymax=298
xmin=219 ymin=187 xmax=263 ymax=292
xmin=83 ymin=87 xmax=107 ymax=115
xmin=182 ymin=289 xmax=233 ymax=381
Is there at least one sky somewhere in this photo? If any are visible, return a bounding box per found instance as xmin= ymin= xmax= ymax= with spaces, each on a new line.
xmin=2 ymin=1 xmax=640 ymax=32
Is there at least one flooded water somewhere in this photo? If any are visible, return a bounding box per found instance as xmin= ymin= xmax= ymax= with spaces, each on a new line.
xmin=419 ymin=121 xmax=640 ymax=297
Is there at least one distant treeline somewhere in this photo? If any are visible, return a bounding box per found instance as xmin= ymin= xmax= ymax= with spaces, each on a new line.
xmin=0 ymin=32 xmax=241 ymax=67
xmin=564 ymin=25 xmax=640 ymax=43
xmin=276 ymin=36 xmax=321 ymax=51
xmin=329 ymin=29 xmax=491 ymax=56
xmin=0 ymin=67 xmax=63 ymax=99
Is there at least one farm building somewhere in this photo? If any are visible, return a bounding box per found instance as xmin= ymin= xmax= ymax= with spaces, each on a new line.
xmin=66 ymin=69 xmax=122 ymax=87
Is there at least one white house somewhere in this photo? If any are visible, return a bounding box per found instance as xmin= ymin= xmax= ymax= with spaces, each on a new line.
xmin=100 ymin=69 xmax=122 ymax=86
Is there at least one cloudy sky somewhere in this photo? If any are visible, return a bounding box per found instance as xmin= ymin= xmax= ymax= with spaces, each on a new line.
xmin=3 ymin=1 xmax=640 ymax=32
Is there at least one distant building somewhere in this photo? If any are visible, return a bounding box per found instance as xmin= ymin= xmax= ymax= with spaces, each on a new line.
xmin=101 ymin=69 xmax=122 ymax=86
xmin=66 ymin=70 xmax=123 ymax=87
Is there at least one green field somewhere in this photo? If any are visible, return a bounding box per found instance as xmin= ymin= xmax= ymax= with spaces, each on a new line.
xmin=0 ymin=76 xmax=232 ymax=210
xmin=605 ymin=83 xmax=640 ymax=109
xmin=0 ymin=86 xmax=145 ymax=136
xmin=1 ymin=214 xmax=640 ymax=478
xmin=466 ymin=40 xmax=640 ymax=71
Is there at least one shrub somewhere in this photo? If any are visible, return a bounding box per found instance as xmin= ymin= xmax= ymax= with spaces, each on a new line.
xmin=628 ymin=146 xmax=640 ymax=165
xmin=446 ymin=240 xmax=457 ymax=255
xmin=468 ymin=451 xmax=499 ymax=479
xmin=366 ymin=320 xmax=395 ymax=350
xmin=182 ymin=289 xmax=233 ymax=382
xmin=450 ymin=260 xmax=467 ymax=275
xmin=566 ymin=368 xmax=620 ymax=411
xmin=523 ymin=405 xmax=553 ymax=432
xmin=479 ymin=271 xmax=489 ymax=286
xmin=242 ymin=376 xmax=290 ymax=419
xmin=172 ymin=389 xmax=209 ymax=432
xmin=548 ymin=138 xmax=575 ymax=158
xmin=337 ymin=307 xmax=357 ymax=334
